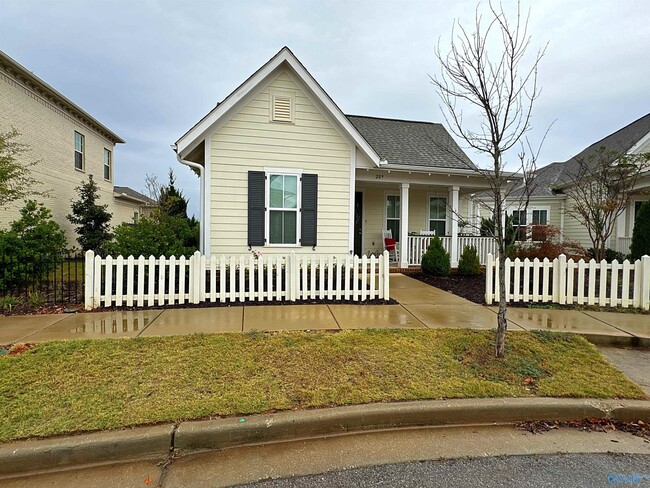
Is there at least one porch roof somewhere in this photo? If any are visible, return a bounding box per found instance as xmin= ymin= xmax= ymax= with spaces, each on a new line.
xmin=347 ymin=115 xmax=477 ymax=171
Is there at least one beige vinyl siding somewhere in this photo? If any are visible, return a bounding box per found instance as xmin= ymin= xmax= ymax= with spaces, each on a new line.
xmin=0 ymin=67 xmax=129 ymax=245
xmin=210 ymin=70 xmax=352 ymax=256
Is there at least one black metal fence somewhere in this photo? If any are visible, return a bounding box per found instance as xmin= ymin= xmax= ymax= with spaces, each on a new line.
xmin=0 ymin=254 xmax=85 ymax=306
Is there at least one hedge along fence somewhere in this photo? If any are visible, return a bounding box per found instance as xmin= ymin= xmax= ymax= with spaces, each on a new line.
xmin=485 ymin=253 xmax=650 ymax=310
xmin=84 ymin=250 xmax=391 ymax=310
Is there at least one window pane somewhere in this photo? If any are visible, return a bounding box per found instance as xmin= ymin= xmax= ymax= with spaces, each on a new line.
xmin=512 ymin=210 xmax=526 ymax=226
xmin=429 ymin=220 xmax=446 ymax=236
xmin=532 ymin=210 xmax=547 ymax=225
xmin=283 ymin=211 xmax=297 ymax=243
xmin=74 ymin=132 xmax=83 ymax=152
xmin=387 ymin=220 xmax=400 ymax=242
xmin=387 ymin=195 xmax=400 ymax=219
xmin=74 ymin=152 xmax=83 ymax=170
xmin=430 ymin=197 xmax=446 ymax=220
xmin=284 ymin=175 xmax=297 ymax=208
xmin=270 ymin=175 xmax=283 ymax=208
xmin=269 ymin=210 xmax=283 ymax=243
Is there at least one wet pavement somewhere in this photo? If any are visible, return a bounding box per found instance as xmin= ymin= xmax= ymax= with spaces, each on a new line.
xmin=0 ymin=274 xmax=648 ymax=344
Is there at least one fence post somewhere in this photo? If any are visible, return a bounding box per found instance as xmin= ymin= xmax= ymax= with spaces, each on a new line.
xmin=383 ymin=250 xmax=390 ymax=300
xmin=289 ymin=252 xmax=297 ymax=301
xmin=192 ymin=251 xmax=202 ymax=304
xmin=557 ymin=254 xmax=567 ymax=305
xmin=84 ymin=250 xmax=95 ymax=310
xmin=642 ymin=255 xmax=650 ymax=310
xmin=485 ymin=253 xmax=493 ymax=305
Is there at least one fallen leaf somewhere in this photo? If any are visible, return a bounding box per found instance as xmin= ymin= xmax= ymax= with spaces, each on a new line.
xmin=144 ymin=475 xmax=152 ymax=485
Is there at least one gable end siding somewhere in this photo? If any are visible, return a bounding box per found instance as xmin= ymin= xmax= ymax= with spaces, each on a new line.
xmin=210 ymin=70 xmax=352 ymax=256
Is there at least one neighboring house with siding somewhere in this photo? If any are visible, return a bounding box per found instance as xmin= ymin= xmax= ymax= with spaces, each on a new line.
xmin=0 ymin=50 xmax=155 ymax=247
xmin=173 ymin=47 xmax=497 ymax=268
xmin=503 ymin=113 xmax=650 ymax=254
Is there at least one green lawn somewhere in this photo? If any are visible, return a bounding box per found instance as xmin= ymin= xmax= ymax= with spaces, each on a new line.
xmin=0 ymin=329 xmax=645 ymax=442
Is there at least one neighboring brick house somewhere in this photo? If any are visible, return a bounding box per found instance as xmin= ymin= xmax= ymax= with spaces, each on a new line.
xmin=0 ymin=50 xmax=154 ymax=247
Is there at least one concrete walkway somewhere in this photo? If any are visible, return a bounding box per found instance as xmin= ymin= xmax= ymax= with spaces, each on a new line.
xmin=0 ymin=274 xmax=648 ymax=345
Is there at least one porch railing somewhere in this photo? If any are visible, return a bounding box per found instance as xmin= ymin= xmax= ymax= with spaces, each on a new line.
xmin=407 ymin=235 xmax=498 ymax=266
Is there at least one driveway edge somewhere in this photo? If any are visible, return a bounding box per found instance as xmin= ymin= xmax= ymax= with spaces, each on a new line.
xmin=1 ymin=398 xmax=648 ymax=478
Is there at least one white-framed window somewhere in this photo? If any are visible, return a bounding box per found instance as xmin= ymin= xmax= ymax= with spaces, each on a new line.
xmin=266 ymin=172 xmax=300 ymax=245
xmin=386 ymin=194 xmax=400 ymax=241
xmin=511 ymin=206 xmax=550 ymax=241
xmin=103 ymin=148 xmax=112 ymax=181
xmin=269 ymin=89 xmax=295 ymax=123
xmin=428 ymin=197 xmax=447 ymax=236
xmin=511 ymin=209 xmax=527 ymax=241
xmin=74 ymin=131 xmax=84 ymax=170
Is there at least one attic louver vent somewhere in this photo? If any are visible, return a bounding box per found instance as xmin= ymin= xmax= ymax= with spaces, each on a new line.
xmin=272 ymin=96 xmax=292 ymax=122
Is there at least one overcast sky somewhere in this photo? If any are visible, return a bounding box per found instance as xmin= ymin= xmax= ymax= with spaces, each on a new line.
xmin=1 ymin=0 xmax=649 ymax=216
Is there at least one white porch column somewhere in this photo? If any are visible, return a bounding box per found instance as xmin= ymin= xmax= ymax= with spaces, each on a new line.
xmin=617 ymin=206 xmax=627 ymax=252
xmin=449 ymin=185 xmax=460 ymax=267
xmin=400 ymin=183 xmax=410 ymax=268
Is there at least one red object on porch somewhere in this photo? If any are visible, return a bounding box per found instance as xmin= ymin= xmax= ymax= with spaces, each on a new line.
xmin=384 ymin=238 xmax=396 ymax=251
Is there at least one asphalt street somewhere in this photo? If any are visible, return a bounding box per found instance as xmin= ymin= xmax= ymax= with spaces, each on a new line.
xmin=239 ymin=453 xmax=650 ymax=488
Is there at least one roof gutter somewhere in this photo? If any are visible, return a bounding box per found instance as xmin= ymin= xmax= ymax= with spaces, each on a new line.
xmin=172 ymin=145 xmax=205 ymax=254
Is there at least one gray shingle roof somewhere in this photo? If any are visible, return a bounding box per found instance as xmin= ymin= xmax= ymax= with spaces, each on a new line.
xmin=346 ymin=115 xmax=477 ymax=170
xmin=558 ymin=112 xmax=650 ymax=185
xmin=113 ymin=186 xmax=157 ymax=205
xmin=513 ymin=112 xmax=650 ymax=198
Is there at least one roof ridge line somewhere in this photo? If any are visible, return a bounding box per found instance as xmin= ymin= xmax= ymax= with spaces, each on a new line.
xmin=346 ymin=114 xmax=443 ymax=125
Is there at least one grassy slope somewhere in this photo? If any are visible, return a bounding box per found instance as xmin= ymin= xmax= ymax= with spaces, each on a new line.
xmin=0 ymin=329 xmax=645 ymax=442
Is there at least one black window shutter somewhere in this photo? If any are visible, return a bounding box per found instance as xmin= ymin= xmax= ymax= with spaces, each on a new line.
xmin=248 ymin=171 xmax=265 ymax=246
xmin=301 ymin=173 xmax=318 ymax=247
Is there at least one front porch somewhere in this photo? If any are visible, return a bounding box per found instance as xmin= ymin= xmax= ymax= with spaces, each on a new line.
xmin=355 ymin=169 xmax=497 ymax=268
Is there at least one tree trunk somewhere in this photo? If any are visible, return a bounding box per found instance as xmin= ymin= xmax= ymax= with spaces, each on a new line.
xmin=495 ymin=251 xmax=507 ymax=357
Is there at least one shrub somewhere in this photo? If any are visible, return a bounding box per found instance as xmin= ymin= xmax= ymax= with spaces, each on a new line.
xmin=630 ymin=200 xmax=650 ymax=260
xmin=457 ymin=245 xmax=481 ymax=275
xmin=587 ymin=248 xmax=626 ymax=263
xmin=108 ymin=213 xmax=199 ymax=258
xmin=421 ymin=236 xmax=450 ymax=275
xmin=0 ymin=200 xmax=67 ymax=291
xmin=511 ymin=225 xmax=588 ymax=261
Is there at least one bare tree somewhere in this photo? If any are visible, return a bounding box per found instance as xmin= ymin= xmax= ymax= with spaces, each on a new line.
xmin=562 ymin=147 xmax=650 ymax=261
xmin=431 ymin=2 xmax=546 ymax=357
xmin=143 ymin=173 xmax=162 ymax=203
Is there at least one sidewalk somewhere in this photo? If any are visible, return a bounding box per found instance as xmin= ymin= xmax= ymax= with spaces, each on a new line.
xmin=1 ymin=274 xmax=648 ymax=345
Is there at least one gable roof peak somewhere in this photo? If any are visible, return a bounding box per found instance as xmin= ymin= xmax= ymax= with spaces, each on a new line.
xmin=174 ymin=46 xmax=381 ymax=167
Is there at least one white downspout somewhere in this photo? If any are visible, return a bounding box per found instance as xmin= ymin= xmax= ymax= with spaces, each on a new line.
xmin=173 ymin=145 xmax=204 ymax=254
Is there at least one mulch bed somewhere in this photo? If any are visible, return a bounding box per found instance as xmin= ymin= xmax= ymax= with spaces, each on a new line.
xmin=409 ymin=272 xmax=486 ymax=304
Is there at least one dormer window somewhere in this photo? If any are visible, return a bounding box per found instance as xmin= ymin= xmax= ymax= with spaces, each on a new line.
xmin=270 ymin=89 xmax=294 ymax=123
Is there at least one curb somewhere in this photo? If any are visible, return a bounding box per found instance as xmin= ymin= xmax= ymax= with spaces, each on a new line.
xmin=0 ymin=423 xmax=174 ymax=478
xmin=173 ymin=398 xmax=650 ymax=453
xmin=1 ymin=398 xmax=648 ymax=478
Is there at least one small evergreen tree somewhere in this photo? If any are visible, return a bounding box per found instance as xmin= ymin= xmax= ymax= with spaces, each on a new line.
xmin=67 ymin=175 xmax=112 ymax=254
xmin=158 ymin=169 xmax=188 ymax=218
xmin=421 ymin=236 xmax=451 ymax=276
xmin=457 ymin=245 xmax=481 ymax=276
xmin=630 ymin=200 xmax=650 ymax=260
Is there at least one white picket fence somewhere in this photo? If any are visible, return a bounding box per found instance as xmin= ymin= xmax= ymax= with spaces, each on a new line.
xmin=485 ymin=253 xmax=650 ymax=310
xmin=84 ymin=250 xmax=391 ymax=310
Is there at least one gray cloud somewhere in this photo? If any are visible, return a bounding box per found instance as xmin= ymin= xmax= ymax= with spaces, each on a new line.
xmin=2 ymin=0 xmax=648 ymax=215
